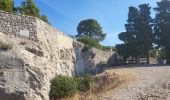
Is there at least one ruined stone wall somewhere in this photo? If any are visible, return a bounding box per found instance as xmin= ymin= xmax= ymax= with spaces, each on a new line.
xmin=0 ymin=11 xmax=37 ymax=40
xmin=0 ymin=11 xmax=120 ymax=100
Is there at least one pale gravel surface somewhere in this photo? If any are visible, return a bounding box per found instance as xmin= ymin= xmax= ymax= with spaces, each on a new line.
xmin=100 ymin=66 xmax=170 ymax=100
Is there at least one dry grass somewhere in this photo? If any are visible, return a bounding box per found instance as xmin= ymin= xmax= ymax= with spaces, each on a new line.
xmin=92 ymin=71 xmax=120 ymax=94
xmin=63 ymin=70 xmax=121 ymax=100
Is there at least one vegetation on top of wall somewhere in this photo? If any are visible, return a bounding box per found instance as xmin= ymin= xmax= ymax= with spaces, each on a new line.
xmin=77 ymin=36 xmax=102 ymax=50
xmin=20 ymin=0 xmax=50 ymax=24
xmin=0 ymin=0 xmax=50 ymax=24
xmin=0 ymin=0 xmax=16 ymax=12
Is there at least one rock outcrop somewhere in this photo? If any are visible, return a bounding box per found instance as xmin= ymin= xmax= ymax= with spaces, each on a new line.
xmin=0 ymin=11 xmax=120 ymax=100
xmin=0 ymin=31 xmax=83 ymax=100
xmin=82 ymin=48 xmax=123 ymax=74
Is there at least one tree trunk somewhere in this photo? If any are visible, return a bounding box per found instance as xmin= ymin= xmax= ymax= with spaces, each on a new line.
xmin=147 ymin=50 xmax=149 ymax=64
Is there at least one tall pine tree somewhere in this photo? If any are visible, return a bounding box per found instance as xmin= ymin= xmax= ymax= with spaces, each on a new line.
xmin=137 ymin=4 xmax=153 ymax=64
xmin=117 ymin=4 xmax=153 ymax=64
xmin=116 ymin=6 xmax=140 ymax=61
xmin=154 ymin=0 xmax=170 ymax=63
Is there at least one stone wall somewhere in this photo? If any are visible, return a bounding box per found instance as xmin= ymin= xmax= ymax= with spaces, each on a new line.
xmin=82 ymin=48 xmax=123 ymax=74
xmin=0 ymin=11 xmax=120 ymax=100
xmin=0 ymin=11 xmax=37 ymax=40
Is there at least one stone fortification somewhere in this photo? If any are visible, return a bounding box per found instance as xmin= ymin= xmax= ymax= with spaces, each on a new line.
xmin=0 ymin=11 xmax=119 ymax=100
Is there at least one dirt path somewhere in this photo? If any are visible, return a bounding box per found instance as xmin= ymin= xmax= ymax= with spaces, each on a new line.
xmin=100 ymin=66 xmax=170 ymax=100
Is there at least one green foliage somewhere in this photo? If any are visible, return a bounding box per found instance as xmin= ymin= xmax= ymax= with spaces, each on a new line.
xmin=21 ymin=0 xmax=40 ymax=17
xmin=40 ymin=14 xmax=50 ymax=24
xmin=50 ymin=75 xmax=77 ymax=98
xmin=76 ymin=19 xmax=106 ymax=41
xmin=102 ymin=46 xmax=117 ymax=51
xmin=50 ymin=75 xmax=94 ymax=99
xmin=74 ymin=75 xmax=94 ymax=92
xmin=78 ymin=36 xmax=116 ymax=52
xmin=0 ymin=0 xmax=50 ymax=24
xmin=77 ymin=36 xmax=102 ymax=49
xmin=0 ymin=0 xmax=15 ymax=12
xmin=82 ymin=45 xmax=91 ymax=52
xmin=20 ymin=0 xmax=50 ymax=24
xmin=117 ymin=4 xmax=153 ymax=63
xmin=154 ymin=0 xmax=170 ymax=62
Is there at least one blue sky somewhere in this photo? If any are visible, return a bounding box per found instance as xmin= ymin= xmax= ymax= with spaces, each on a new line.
xmin=15 ymin=0 xmax=160 ymax=46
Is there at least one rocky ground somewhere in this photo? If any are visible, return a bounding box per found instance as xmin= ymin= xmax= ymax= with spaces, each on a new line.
xmin=99 ymin=65 xmax=170 ymax=100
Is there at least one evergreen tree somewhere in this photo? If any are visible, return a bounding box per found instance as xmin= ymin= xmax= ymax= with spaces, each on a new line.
xmin=76 ymin=19 xmax=106 ymax=41
xmin=116 ymin=6 xmax=140 ymax=60
xmin=21 ymin=0 xmax=50 ymax=24
xmin=117 ymin=4 xmax=153 ymax=63
xmin=21 ymin=0 xmax=40 ymax=17
xmin=154 ymin=0 xmax=170 ymax=63
xmin=0 ymin=0 xmax=15 ymax=12
xmin=137 ymin=4 xmax=153 ymax=64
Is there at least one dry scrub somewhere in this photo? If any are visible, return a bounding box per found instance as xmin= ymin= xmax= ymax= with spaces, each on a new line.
xmin=65 ymin=70 xmax=121 ymax=100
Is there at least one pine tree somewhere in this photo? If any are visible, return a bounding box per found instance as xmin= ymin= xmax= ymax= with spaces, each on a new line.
xmin=117 ymin=6 xmax=140 ymax=60
xmin=137 ymin=4 xmax=153 ymax=64
xmin=76 ymin=19 xmax=106 ymax=41
xmin=154 ymin=0 xmax=170 ymax=63
xmin=117 ymin=4 xmax=153 ymax=63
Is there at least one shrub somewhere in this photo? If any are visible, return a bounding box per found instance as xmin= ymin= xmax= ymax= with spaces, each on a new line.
xmin=82 ymin=45 xmax=91 ymax=52
xmin=77 ymin=36 xmax=102 ymax=49
xmin=0 ymin=41 xmax=12 ymax=50
xmin=50 ymin=75 xmax=77 ymax=98
xmin=75 ymin=75 xmax=94 ymax=92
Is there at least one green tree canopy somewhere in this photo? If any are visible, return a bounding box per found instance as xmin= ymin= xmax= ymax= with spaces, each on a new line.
xmin=136 ymin=4 xmax=153 ymax=63
xmin=21 ymin=0 xmax=40 ymax=17
xmin=154 ymin=0 xmax=170 ymax=63
xmin=117 ymin=4 xmax=153 ymax=63
xmin=76 ymin=19 xmax=106 ymax=41
xmin=40 ymin=14 xmax=50 ymax=24
xmin=0 ymin=0 xmax=15 ymax=12
xmin=20 ymin=0 xmax=49 ymax=24
xmin=117 ymin=6 xmax=140 ymax=59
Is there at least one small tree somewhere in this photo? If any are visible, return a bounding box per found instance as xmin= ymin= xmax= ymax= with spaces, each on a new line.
xmin=76 ymin=19 xmax=106 ymax=41
xmin=21 ymin=0 xmax=40 ymax=17
xmin=40 ymin=14 xmax=49 ymax=24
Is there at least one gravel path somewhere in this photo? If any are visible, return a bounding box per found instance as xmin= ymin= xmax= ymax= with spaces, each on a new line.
xmin=100 ymin=66 xmax=170 ymax=100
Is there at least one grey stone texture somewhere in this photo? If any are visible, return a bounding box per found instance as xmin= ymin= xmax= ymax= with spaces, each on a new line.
xmin=0 ymin=11 xmax=120 ymax=100
xmin=0 ymin=11 xmax=37 ymax=40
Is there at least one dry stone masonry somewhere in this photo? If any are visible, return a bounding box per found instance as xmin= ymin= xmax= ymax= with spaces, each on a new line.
xmin=0 ymin=11 xmax=37 ymax=40
xmin=0 ymin=11 xmax=119 ymax=100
